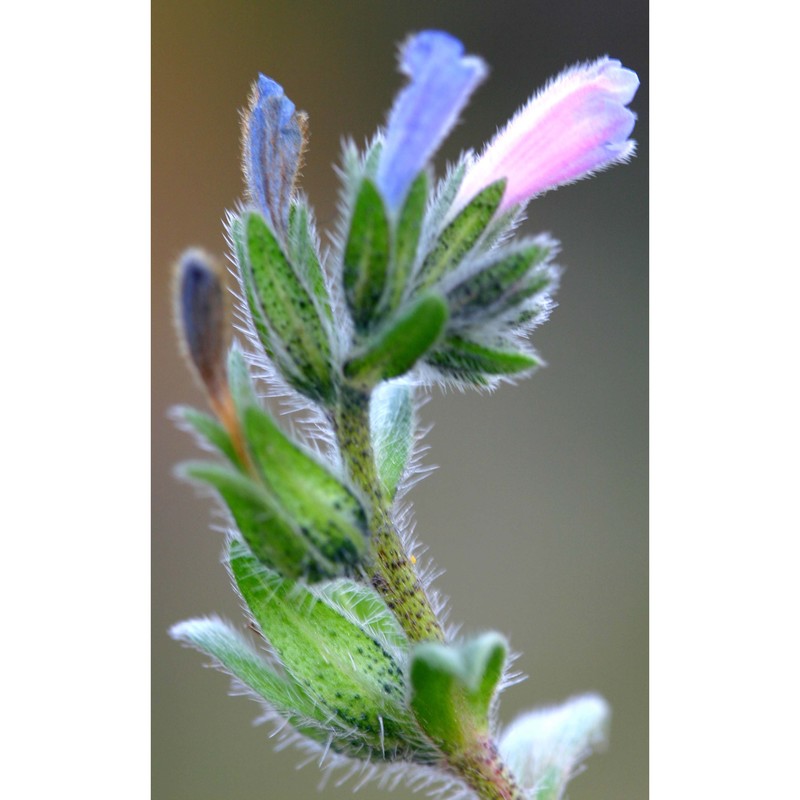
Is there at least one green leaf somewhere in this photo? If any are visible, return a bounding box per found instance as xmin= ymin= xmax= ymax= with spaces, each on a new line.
xmin=497 ymin=262 xmax=560 ymax=332
xmin=230 ymin=215 xmax=276 ymax=361
xmin=228 ymin=539 xmax=430 ymax=761
xmin=370 ymin=381 xmax=414 ymax=498
xmin=287 ymin=200 xmax=333 ymax=323
xmin=409 ymin=632 xmax=508 ymax=752
xmin=409 ymin=645 xmax=463 ymax=747
xmin=498 ymin=694 xmax=610 ymax=800
xmin=417 ymin=179 xmax=506 ymax=290
xmin=447 ymin=242 xmax=552 ymax=318
xmin=473 ymin=205 xmax=523 ymax=257
xmin=309 ymin=578 xmax=409 ymax=661
xmin=423 ymin=160 xmax=467 ymax=240
xmin=458 ymin=633 xmax=508 ymax=725
xmin=181 ymin=461 xmax=338 ymax=581
xmin=343 ymin=178 xmax=391 ymax=333
xmin=427 ymin=336 xmax=539 ymax=385
xmin=344 ymin=294 xmax=448 ymax=388
xmin=244 ymin=211 xmax=333 ymax=402
xmin=242 ymin=404 xmax=368 ymax=568
xmin=387 ymin=171 xmax=429 ymax=312
xmin=177 ymin=406 xmax=242 ymax=469
xmin=170 ymin=616 xmax=321 ymax=723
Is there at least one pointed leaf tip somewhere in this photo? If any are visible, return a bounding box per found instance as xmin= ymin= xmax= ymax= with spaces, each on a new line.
xmin=242 ymin=403 xmax=369 ymax=569
xmin=427 ymin=335 xmax=539 ymax=386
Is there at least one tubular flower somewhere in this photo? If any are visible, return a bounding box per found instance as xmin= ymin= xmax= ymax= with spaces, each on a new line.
xmin=376 ymin=30 xmax=487 ymax=212
xmin=455 ymin=57 xmax=639 ymax=213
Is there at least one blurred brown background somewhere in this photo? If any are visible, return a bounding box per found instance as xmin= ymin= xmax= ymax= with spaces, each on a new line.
xmin=152 ymin=1 xmax=648 ymax=798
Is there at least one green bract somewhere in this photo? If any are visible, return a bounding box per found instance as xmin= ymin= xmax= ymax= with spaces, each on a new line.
xmin=427 ymin=336 xmax=540 ymax=387
xmin=388 ymin=170 xmax=428 ymax=311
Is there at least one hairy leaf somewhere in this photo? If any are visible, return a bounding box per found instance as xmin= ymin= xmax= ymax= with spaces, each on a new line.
xmin=427 ymin=335 xmax=539 ymax=385
xmin=417 ymin=179 xmax=506 ymax=289
xmin=242 ymin=404 xmax=368 ymax=568
xmin=370 ymin=380 xmax=415 ymax=498
xmin=244 ymin=211 xmax=333 ymax=401
xmin=229 ymin=539 xmax=432 ymax=761
xmin=343 ymin=178 xmax=391 ymax=333
xmin=410 ymin=632 xmax=508 ymax=751
xmin=182 ymin=461 xmax=338 ymax=580
xmin=344 ymin=294 xmax=448 ymax=388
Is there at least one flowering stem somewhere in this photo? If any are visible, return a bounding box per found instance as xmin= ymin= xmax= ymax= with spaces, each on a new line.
xmin=333 ymin=383 xmax=444 ymax=643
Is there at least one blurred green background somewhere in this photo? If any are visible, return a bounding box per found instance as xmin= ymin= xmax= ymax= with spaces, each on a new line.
xmin=152 ymin=1 xmax=648 ymax=798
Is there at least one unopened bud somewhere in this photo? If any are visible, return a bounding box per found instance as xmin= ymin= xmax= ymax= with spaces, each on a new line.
xmin=174 ymin=249 xmax=230 ymax=413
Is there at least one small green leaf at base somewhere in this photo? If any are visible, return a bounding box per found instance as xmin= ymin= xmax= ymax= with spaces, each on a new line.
xmin=228 ymin=539 xmax=434 ymax=762
xmin=409 ymin=632 xmax=508 ymax=752
xmin=170 ymin=616 xmax=318 ymax=720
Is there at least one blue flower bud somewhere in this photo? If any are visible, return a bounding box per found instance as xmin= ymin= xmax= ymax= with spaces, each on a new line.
xmin=376 ymin=31 xmax=486 ymax=212
xmin=243 ymin=74 xmax=307 ymax=236
xmin=174 ymin=249 xmax=228 ymax=405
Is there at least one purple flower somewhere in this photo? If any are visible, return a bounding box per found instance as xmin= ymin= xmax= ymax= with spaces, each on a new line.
xmin=243 ymin=75 xmax=307 ymax=235
xmin=376 ymin=31 xmax=486 ymax=212
xmin=455 ymin=57 xmax=639 ymax=213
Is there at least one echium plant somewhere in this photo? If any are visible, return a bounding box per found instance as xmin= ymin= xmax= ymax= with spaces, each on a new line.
xmin=170 ymin=30 xmax=638 ymax=800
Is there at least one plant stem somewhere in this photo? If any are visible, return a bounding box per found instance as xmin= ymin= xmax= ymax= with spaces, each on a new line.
xmin=333 ymin=383 xmax=444 ymax=643
xmin=334 ymin=384 xmax=525 ymax=800
xmin=448 ymin=736 xmax=526 ymax=800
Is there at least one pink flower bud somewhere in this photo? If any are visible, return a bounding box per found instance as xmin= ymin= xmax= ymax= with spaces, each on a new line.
xmin=455 ymin=57 xmax=639 ymax=213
